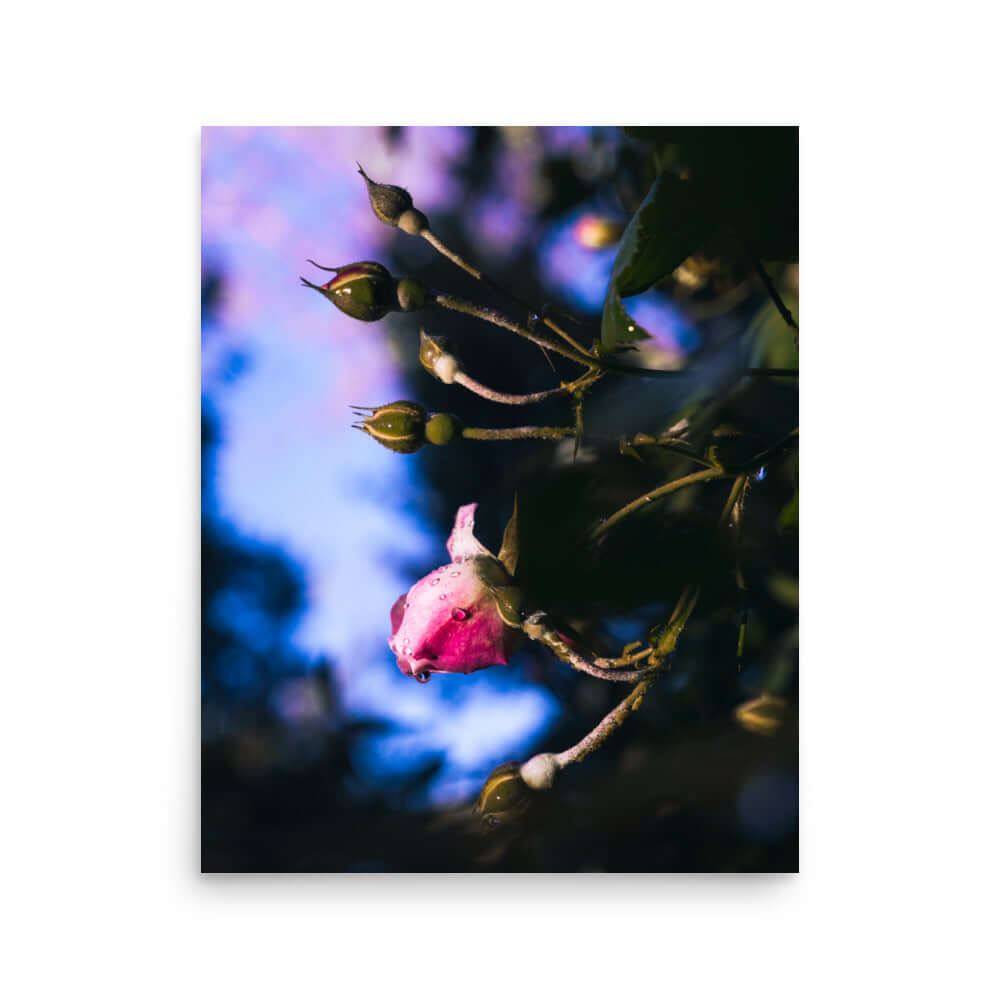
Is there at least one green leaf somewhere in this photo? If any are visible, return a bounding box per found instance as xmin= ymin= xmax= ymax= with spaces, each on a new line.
xmin=745 ymin=278 xmax=799 ymax=369
xmin=615 ymin=173 xmax=703 ymax=297
xmin=766 ymin=573 xmax=799 ymax=608
xmin=600 ymin=172 xmax=703 ymax=350
xmin=600 ymin=284 xmax=651 ymax=350
xmin=628 ymin=127 xmax=799 ymax=261
xmin=490 ymin=586 xmax=523 ymax=628
xmin=778 ymin=489 xmax=799 ymax=532
xmin=498 ymin=496 xmax=520 ymax=577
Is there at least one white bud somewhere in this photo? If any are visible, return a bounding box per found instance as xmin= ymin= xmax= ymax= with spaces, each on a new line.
xmin=520 ymin=753 xmax=561 ymax=790
xmin=432 ymin=352 xmax=460 ymax=384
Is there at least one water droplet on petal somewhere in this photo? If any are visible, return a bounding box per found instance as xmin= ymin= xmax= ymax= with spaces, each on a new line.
xmin=451 ymin=608 xmax=469 ymax=621
xmin=430 ymin=577 xmax=440 ymax=586
xmin=415 ymin=671 xmax=431 ymax=683
xmin=438 ymin=594 xmax=447 ymax=600
xmin=449 ymin=571 xmax=460 ymax=577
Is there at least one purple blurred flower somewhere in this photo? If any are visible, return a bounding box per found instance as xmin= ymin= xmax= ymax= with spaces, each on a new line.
xmin=388 ymin=504 xmax=521 ymax=682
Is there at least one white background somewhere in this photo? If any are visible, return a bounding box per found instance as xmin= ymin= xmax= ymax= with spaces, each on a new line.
xmin=2 ymin=2 xmax=997 ymax=998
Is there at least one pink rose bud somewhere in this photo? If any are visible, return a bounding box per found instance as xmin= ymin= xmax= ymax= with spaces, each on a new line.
xmin=389 ymin=503 xmax=522 ymax=682
xmin=300 ymin=260 xmax=397 ymax=322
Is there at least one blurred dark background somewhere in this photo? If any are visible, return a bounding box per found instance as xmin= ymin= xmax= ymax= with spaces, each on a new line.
xmin=201 ymin=126 xmax=798 ymax=872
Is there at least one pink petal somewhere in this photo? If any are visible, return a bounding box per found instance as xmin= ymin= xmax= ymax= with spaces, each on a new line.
xmin=387 ymin=558 xmax=517 ymax=679
xmin=389 ymin=593 xmax=407 ymax=636
xmin=447 ymin=503 xmax=492 ymax=561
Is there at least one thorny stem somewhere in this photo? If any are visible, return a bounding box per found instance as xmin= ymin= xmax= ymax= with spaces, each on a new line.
xmin=460 ymin=422 xmax=716 ymax=458
xmin=462 ymin=425 xmax=576 ymax=441
xmin=531 ymin=623 xmax=661 ymax=683
xmin=559 ymin=647 xmax=660 ymax=683
xmin=433 ymin=292 xmax=598 ymax=368
xmin=528 ymin=445 xmax=770 ymax=767
xmin=453 ymin=373 xmax=569 ymax=406
xmin=552 ymin=584 xmax=701 ymax=764
xmin=590 ymin=427 xmax=797 ymax=541
xmin=595 ymin=646 xmax=654 ymax=669
xmin=554 ymin=677 xmax=655 ymax=767
xmin=590 ymin=466 xmax=732 ymax=541
xmin=452 ymin=368 xmax=603 ymax=407
xmin=434 ymin=293 xmax=797 ymax=383
xmin=619 ymin=433 xmax=718 ymax=468
xmin=420 ymin=229 xmax=593 ymax=357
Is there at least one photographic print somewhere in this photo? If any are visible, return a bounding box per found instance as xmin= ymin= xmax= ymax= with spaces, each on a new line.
xmin=201 ymin=126 xmax=799 ymax=872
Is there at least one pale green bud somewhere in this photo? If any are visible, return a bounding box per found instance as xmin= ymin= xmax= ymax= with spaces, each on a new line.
xmin=351 ymin=400 xmax=427 ymax=454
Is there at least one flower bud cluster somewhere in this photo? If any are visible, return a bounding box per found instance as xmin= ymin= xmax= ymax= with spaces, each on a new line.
xmin=351 ymin=400 xmax=462 ymax=454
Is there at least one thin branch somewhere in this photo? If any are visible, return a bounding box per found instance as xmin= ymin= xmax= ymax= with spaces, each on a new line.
xmin=537 ymin=631 xmax=660 ymax=683
xmin=524 ymin=457 xmax=750 ymax=770
xmin=548 ymin=585 xmax=702 ymax=766
xmin=451 ymin=368 xmax=603 ymax=407
xmin=595 ymin=646 xmax=654 ymax=669
xmin=620 ymin=434 xmax=718 ymax=468
xmin=421 ymin=229 xmax=593 ymax=357
xmin=591 ymin=466 xmax=731 ymax=541
xmin=453 ymin=372 xmax=571 ymax=406
xmin=744 ymin=427 xmax=799 ymax=470
xmin=433 ymin=292 xmax=602 ymax=368
xmin=462 ymin=425 xmax=576 ymax=441
xmin=555 ymin=677 xmax=656 ymax=767
xmin=433 ymin=292 xmax=597 ymax=368
xmin=560 ymin=648 xmax=660 ymax=683
xmin=753 ymin=258 xmax=798 ymax=331
xmin=434 ymin=290 xmax=797 ymax=383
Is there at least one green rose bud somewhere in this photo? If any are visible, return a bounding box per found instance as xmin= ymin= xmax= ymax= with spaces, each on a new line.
xmin=301 ymin=260 xmax=397 ymax=322
xmin=351 ymin=400 xmax=427 ymax=454
xmin=357 ymin=163 xmax=429 ymax=234
xmin=476 ymin=760 xmax=533 ymax=827
xmin=419 ymin=329 xmax=460 ymax=384
xmin=395 ymin=276 xmax=428 ymax=312
xmin=425 ymin=412 xmax=463 ymax=446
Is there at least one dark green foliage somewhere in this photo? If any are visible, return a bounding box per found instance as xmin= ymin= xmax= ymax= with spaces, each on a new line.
xmin=602 ymin=127 xmax=798 ymax=350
